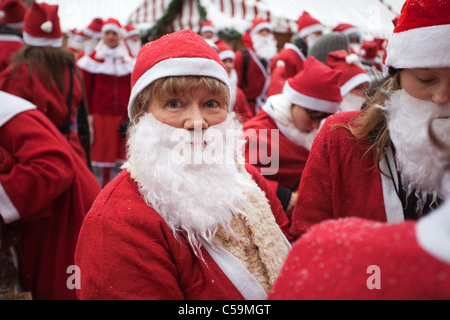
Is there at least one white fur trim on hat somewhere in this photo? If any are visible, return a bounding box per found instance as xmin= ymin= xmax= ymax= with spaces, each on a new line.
xmin=340 ymin=73 xmax=371 ymax=96
xmin=128 ymin=57 xmax=231 ymax=119
xmin=102 ymin=23 xmax=121 ymax=36
xmin=250 ymin=22 xmax=273 ymax=36
xmin=219 ymin=50 xmax=235 ymax=61
xmin=22 ymin=31 xmax=62 ymax=47
xmin=297 ymin=23 xmax=324 ymax=39
xmin=385 ymin=24 xmax=450 ymax=68
xmin=200 ymin=25 xmax=217 ymax=34
xmin=282 ymin=81 xmax=340 ymax=114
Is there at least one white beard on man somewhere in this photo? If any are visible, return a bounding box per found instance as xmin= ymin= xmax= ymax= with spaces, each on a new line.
xmin=122 ymin=112 xmax=291 ymax=292
xmin=384 ymin=89 xmax=450 ymax=216
xmin=251 ymin=33 xmax=278 ymax=62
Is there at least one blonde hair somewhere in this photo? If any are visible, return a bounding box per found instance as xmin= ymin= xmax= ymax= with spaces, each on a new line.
xmin=129 ymin=76 xmax=230 ymax=124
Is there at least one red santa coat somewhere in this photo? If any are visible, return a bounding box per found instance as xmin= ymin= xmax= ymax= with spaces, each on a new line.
xmin=234 ymin=47 xmax=270 ymax=116
xmin=75 ymin=165 xmax=291 ymax=300
xmin=269 ymin=200 xmax=450 ymax=299
xmin=243 ymin=108 xmax=310 ymax=193
xmin=77 ymin=48 xmax=134 ymax=165
xmin=233 ymin=86 xmax=254 ymax=123
xmin=290 ymin=111 xmax=405 ymax=239
xmin=0 ymin=62 xmax=87 ymax=162
xmin=0 ymin=34 xmax=24 ymax=73
xmin=0 ymin=92 xmax=101 ymax=300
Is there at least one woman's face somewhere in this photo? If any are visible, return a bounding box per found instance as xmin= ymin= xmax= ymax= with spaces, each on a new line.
xmin=103 ymin=30 xmax=120 ymax=48
xmin=146 ymin=86 xmax=228 ymax=130
xmin=400 ymin=68 xmax=450 ymax=106
xmin=291 ymin=105 xmax=328 ymax=133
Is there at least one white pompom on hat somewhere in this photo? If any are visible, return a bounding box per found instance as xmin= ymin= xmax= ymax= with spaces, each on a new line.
xmin=384 ymin=0 xmax=450 ymax=69
xmin=22 ymin=2 xmax=62 ymax=47
xmin=128 ymin=30 xmax=230 ymax=119
xmin=282 ymin=56 xmax=342 ymax=114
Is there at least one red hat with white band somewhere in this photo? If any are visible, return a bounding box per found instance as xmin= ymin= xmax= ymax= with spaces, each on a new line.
xmin=22 ymin=2 xmax=62 ymax=47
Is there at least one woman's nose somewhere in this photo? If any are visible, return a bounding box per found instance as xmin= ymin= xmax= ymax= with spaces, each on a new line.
xmin=183 ymin=105 xmax=208 ymax=130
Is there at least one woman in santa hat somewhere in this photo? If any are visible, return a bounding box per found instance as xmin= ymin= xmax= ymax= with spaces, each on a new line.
xmin=0 ymin=91 xmax=100 ymax=300
xmin=243 ymin=56 xmax=342 ymax=217
xmin=75 ymin=30 xmax=291 ymax=300
xmin=77 ymin=18 xmax=135 ymax=187
xmin=290 ymin=0 xmax=450 ymax=239
xmin=0 ymin=2 xmax=91 ymax=167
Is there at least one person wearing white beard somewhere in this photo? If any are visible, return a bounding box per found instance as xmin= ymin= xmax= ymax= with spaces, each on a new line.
xmin=289 ymin=0 xmax=450 ymax=240
xmin=75 ymin=30 xmax=292 ymax=300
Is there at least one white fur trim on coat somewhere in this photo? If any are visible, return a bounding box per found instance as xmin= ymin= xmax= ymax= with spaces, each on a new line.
xmin=385 ymin=24 xmax=450 ymax=69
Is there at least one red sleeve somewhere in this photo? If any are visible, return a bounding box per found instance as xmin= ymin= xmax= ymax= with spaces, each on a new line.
xmin=0 ymin=110 xmax=75 ymax=222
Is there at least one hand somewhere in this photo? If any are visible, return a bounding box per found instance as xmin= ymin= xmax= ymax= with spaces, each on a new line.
xmin=285 ymin=192 xmax=298 ymax=219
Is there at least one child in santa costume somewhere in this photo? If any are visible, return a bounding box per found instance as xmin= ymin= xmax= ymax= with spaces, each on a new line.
xmin=0 ymin=0 xmax=26 ymax=73
xmin=235 ymin=18 xmax=277 ymax=117
xmin=75 ymin=30 xmax=291 ymax=300
xmin=0 ymin=2 xmax=91 ymax=167
xmin=0 ymin=91 xmax=100 ymax=300
xmin=244 ymin=57 xmax=342 ymax=217
xmin=290 ymin=0 xmax=450 ymax=239
xmin=77 ymin=18 xmax=135 ymax=186
xmin=267 ymin=11 xmax=324 ymax=97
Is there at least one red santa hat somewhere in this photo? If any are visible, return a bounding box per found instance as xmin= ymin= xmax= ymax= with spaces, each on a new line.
xmin=217 ymin=41 xmax=235 ymax=61
xmin=0 ymin=0 xmax=27 ymax=30
xmin=283 ymin=56 xmax=342 ymax=114
xmin=101 ymin=18 xmax=122 ymax=36
xmin=384 ymin=0 xmax=450 ymax=69
xmin=297 ymin=11 xmax=324 ymax=39
xmin=22 ymin=2 xmax=62 ymax=47
xmin=128 ymin=30 xmax=230 ymax=118
xmin=124 ymin=23 xmax=139 ymax=38
xmin=327 ymin=50 xmax=370 ymax=97
xmin=83 ymin=17 xmax=103 ymax=39
xmin=333 ymin=23 xmax=360 ymax=37
xmin=249 ymin=17 xmax=273 ymax=37
xmin=359 ymin=41 xmax=378 ymax=61
xmin=200 ymin=20 xmax=217 ymax=35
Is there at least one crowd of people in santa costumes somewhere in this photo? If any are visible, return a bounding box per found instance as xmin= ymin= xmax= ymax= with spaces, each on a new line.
xmin=243 ymin=56 xmax=342 ymax=216
xmin=0 ymin=0 xmax=449 ymax=301
xmin=77 ymin=17 xmax=137 ymax=187
xmin=272 ymin=0 xmax=450 ymax=299
xmin=0 ymin=1 xmax=91 ymax=167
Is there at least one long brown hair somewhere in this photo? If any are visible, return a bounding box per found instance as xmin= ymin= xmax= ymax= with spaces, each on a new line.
xmin=343 ymin=71 xmax=401 ymax=171
xmin=11 ymin=45 xmax=82 ymax=92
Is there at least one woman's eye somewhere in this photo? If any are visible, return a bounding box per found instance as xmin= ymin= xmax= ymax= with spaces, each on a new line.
xmin=168 ymin=100 xmax=179 ymax=108
xmin=418 ymin=78 xmax=434 ymax=84
xmin=205 ymin=100 xmax=219 ymax=108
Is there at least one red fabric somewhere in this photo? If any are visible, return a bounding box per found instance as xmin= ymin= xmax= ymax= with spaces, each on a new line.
xmin=243 ymin=109 xmax=310 ymax=192
xmin=234 ymin=48 xmax=267 ymax=115
xmin=269 ymin=217 xmax=450 ymax=299
xmin=0 ymin=62 xmax=87 ymax=161
xmin=90 ymin=113 xmax=127 ymax=165
xmin=394 ymin=0 xmax=450 ymax=33
xmin=266 ymin=64 xmax=287 ymax=97
xmin=0 ymin=109 xmax=100 ymax=299
xmin=79 ymin=57 xmax=131 ymax=115
xmin=233 ymin=87 xmax=254 ymax=123
xmin=0 ymin=36 xmax=23 ymax=73
xmin=75 ymin=164 xmax=291 ymax=300
xmin=269 ymin=46 xmax=305 ymax=79
xmin=289 ymin=111 xmax=387 ymax=239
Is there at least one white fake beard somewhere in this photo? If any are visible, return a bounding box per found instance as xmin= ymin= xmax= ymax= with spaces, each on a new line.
xmin=252 ymin=33 xmax=278 ymax=61
xmin=339 ymin=92 xmax=367 ymax=112
xmin=83 ymin=38 xmax=98 ymax=55
xmin=124 ymin=113 xmax=262 ymax=253
xmin=385 ymin=89 xmax=450 ymax=208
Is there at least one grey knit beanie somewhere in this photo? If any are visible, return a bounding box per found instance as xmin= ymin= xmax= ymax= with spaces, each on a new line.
xmin=308 ymin=32 xmax=349 ymax=64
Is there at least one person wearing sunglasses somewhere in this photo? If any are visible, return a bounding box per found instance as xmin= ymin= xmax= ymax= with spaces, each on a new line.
xmin=243 ymin=56 xmax=342 ymax=217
